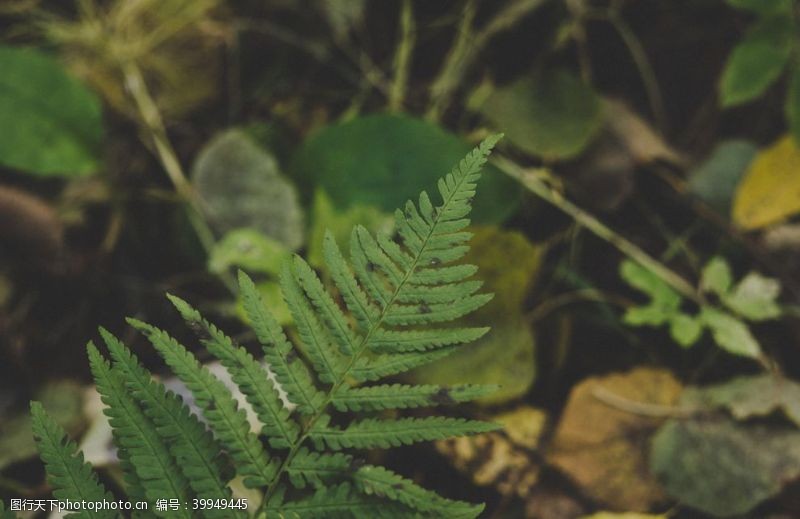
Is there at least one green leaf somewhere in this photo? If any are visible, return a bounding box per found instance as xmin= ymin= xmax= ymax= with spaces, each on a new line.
xmin=307 ymin=189 xmax=394 ymax=269
xmin=354 ymin=465 xmax=483 ymax=518
xmin=289 ymin=114 xmax=521 ymax=224
xmin=700 ymin=256 xmax=733 ymax=295
xmin=651 ymin=416 xmax=800 ymax=517
xmin=0 ymin=46 xmax=102 ymax=176
xmin=719 ymin=16 xmax=794 ymax=107
xmin=30 ymin=402 xmax=116 ymax=519
xmin=620 ymin=260 xmax=682 ymax=326
xmin=209 ymin=228 xmax=291 ymax=275
xmin=0 ymin=381 xmax=84 ymax=471
xmin=787 ymin=64 xmax=800 ymax=146
xmin=687 ymin=140 xmax=758 ymax=213
xmin=722 ymin=272 xmax=782 ymax=320
xmin=128 ymin=320 xmax=278 ymax=488
xmin=477 ymin=69 xmax=604 ymax=159
xmin=309 ymin=416 xmax=499 ymax=450
xmin=726 ymin=0 xmax=792 ymax=16
xmin=699 ymin=306 xmax=762 ymax=358
xmin=192 ymin=129 xmax=305 ymax=249
xmin=668 ymin=313 xmax=703 ymax=347
xmin=331 ymin=384 xmax=496 ymax=411
xmin=88 ymin=342 xmax=192 ymax=518
xmin=167 ymin=294 xmax=300 ymax=449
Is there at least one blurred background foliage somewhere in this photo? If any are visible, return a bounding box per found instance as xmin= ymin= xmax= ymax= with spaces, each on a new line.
xmin=2 ymin=0 xmax=800 ymax=517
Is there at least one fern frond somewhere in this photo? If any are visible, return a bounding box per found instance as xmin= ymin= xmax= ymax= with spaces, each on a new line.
xmin=266 ymin=483 xmax=412 ymax=518
xmin=350 ymin=347 xmax=461 ymax=382
xmin=126 ymin=319 xmax=278 ymax=488
xmin=354 ymin=465 xmax=483 ymax=519
xmin=292 ymin=255 xmax=360 ymax=356
xmin=98 ymin=329 xmax=240 ymax=518
xmin=393 ymin=279 xmax=482 ymax=304
xmin=322 ymin=231 xmax=379 ymax=331
xmin=286 ymin=448 xmax=354 ymax=489
xmin=331 ymin=384 xmax=496 ymax=411
xmin=30 ymin=402 xmax=116 ymax=519
xmin=280 ymin=262 xmax=348 ymax=383
xmin=238 ymin=270 xmax=325 ymax=415
xmin=166 ymin=294 xmax=299 ymax=449
xmin=310 ymin=416 xmax=498 ymax=450
xmin=88 ymin=342 xmax=192 ymax=518
xmin=367 ymin=327 xmax=489 ymax=353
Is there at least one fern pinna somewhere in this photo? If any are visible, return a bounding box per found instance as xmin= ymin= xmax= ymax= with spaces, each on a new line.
xmin=16 ymin=135 xmax=503 ymax=518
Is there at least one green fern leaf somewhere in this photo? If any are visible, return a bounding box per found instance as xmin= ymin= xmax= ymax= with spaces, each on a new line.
xmin=309 ymin=416 xmax=498 ymax=450
xmin=88 ymin=341 xmax=192 ymax=518
xmin=331 ymin=383 xmax=496 ymax=411
xmin=354 ymin=465 xmax=483 ymax=518
xmin=166 ymin=294 xmax=299 ymax=449
xmin=98 ymin=329 xmax=240 ymax=518
xmin=238 ymin=270 xmax=325 ymax=414
xmin=30 ymin=402 xmax=116 ymax=519
xmin=127 ymin=319 xmax=278 ymax=488
xmin=350 ymin=347 xmax=461 ymax=382
xmin=322 ymin=231 xmax=379 ymax=331
xmin=266 ymin=483 xmax=412 ymax=518
xmin=280 ymin=262 xmax=349 ymax=383
xmin=286 ymin=448 xmax=354 ymax=489
xmin=367 ymin=327 xmax=489 ymax=353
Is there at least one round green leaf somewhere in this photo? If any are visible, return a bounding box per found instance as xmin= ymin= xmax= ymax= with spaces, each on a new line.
xmin=289 ymin=114 xmax=521 ymax=224
xmin=478 ymin=70 xmax=604 ymax=160
xmin=688 ymin=140 xmax=758 ymax=213
xmin=0 ymin=46 xmax=102 ymax=176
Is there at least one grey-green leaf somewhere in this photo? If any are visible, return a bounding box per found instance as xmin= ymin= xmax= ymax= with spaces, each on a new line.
xmin=651 ymin=416 xmax=800 ymax=517
xmin=722 ymin=272 xmax=781 ymax=321
xmin=477 ymin=70 xmax=604 ymax=160
xmin=192 ymin=129 xmax=305 ymax=249
xmin=699 ymin=307 xmax=762 ymax=359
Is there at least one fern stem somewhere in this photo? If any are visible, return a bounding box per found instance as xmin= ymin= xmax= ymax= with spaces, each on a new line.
xmin=259 ymin=138 xmax=495 ymax=512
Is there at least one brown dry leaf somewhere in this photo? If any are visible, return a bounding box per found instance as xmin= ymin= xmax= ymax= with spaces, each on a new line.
xmin=732 ymin=135 xmax=800 ymax=230
xmin=436 ymin=405 xmax=547 ymax=498
xmin=548 ymin=367 xmax=682 ymax=511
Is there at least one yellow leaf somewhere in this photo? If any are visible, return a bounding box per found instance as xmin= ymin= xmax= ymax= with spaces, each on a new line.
xmin=436 ymin=405 xmax=547 ymax=498
xmin=548 ymin=367 xmax=682 ymax=511
xmin=732 ymin=135 xmax=800 ymax=229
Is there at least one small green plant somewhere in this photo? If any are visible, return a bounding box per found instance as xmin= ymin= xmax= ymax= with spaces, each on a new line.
xmin=620 ymin=256 xmax=782 ymax=360
xmin=7 ymin=136 xmax=504 ymax=518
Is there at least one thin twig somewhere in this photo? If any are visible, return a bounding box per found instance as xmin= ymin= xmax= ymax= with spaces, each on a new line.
xmin=592 ymin=386 xmax=687 ymax=418
xmin=121 ymin=60 xmax=236 ymax=292
xmin=389 ymin=0 xmax=415 ymax=112
xmin=605 ymin=9 xmax=668 ymax=134
xmin=494 ymin=156 xmax=702 ymax=304
xmin=426 ymin=0 xmax=551 ymax=121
